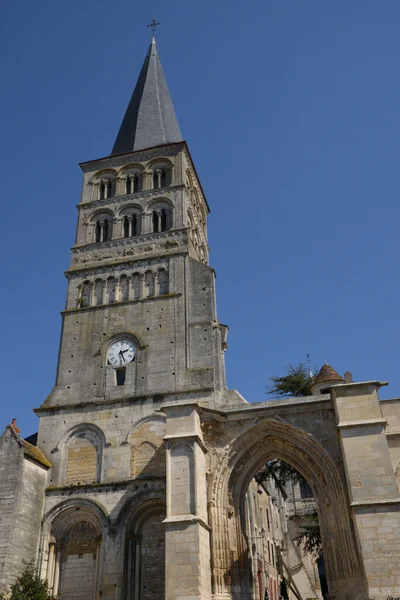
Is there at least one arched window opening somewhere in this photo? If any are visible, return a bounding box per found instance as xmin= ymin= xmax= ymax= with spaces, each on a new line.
xmin=65 ymin=434 xmax=99 ymax=485
xmin=160 ymin=169 xmax=166 ymax=188
xmin=124 ymin=508 xmax=166 ymax=600
xmin=134 ymin=174 xmax=140 ymax=193
xmin=123 ymin=215 xmax=129 ymax=238
xmin=152 ymin=210 xmax=159 ymax=233
xmin=47 ymin=509 xmax=102 ymax=600
xmin=126 ymin=177 xmax=132 ymax=195
xmin=99 ymin=181 xmax=105 ymax=200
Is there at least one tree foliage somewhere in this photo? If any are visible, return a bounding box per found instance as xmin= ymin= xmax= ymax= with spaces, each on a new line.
xmin=255 ymin=459 xmax=300 ymax=492
xmin=294 ymin=509 xmax=323 ymax=558
xmin=0 ymin=563 xmax=55 ymax=600
xmin=266 ymin=361 xmax=316 ymax=398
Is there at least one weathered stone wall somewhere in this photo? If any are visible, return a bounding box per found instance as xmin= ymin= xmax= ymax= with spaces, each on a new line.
xmin=0 ymin=429 xmax=47 ymax=591
xmin=61 ymin=553 xmax=96 ymax=599
xmin=140 ymin=512 xmax=165 ymax=600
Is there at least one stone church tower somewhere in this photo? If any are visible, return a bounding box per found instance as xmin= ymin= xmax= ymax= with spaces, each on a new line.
xmin=0 ymin=34 xmax=232 ymax=600
xmin=2 ymin=34 xmax=400 ymax=600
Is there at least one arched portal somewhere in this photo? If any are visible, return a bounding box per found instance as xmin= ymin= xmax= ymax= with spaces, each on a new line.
xmin=123 ymin=498 xmax=166 ymax=600
xmin=208 ymin=419 xmax=367 ymax=600
xmin=41 ymin=500 xmax=106 ymax=600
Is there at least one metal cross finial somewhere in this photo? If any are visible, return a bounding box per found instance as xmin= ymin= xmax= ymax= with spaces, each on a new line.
xmin=147 ymin=15 xmax=160 ymax=37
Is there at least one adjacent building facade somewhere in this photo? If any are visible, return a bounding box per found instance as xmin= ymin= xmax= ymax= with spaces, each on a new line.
xmin=1 ymin=36 xmax=400 ymax=600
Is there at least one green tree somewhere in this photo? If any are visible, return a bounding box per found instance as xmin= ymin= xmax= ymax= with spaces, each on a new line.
xmin=0 ymin=563 xmax=55 ymax=600
xmin=294 ymin=509 xmax=323 ymax=558
xmin=266 ymin=361 xmax=316 ymax=398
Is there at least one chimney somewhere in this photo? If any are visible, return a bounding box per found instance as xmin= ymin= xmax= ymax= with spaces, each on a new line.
xmin=11 ymin=419 xmax=20 ymax=434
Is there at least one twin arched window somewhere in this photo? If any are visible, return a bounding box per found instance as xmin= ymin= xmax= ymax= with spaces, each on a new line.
xmin=152 ymin=208 xmax=169 ymax=233
xmin=123 ymin=214 xmax=138 ymax=237
xmin=126 ymin=174 xmax=141 ymax=194
xmin=95 ymin=218 xmax=111 ymax=243
xmin=153 ymin=168 xmax=168 ymax=189
xmin=99 ymin=179 xmax=114 ymax=200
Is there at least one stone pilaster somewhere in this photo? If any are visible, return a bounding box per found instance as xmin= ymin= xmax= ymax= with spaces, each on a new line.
xmin=162 ymin=403 xmax=212 ymax=600
xmin=332 ymin=381 xmax=400 ymax=598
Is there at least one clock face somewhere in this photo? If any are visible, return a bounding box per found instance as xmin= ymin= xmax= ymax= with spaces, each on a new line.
xmin=107 ymin=339 xmax=136 ymax=366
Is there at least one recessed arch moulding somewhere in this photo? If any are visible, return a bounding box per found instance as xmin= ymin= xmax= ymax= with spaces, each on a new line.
xmin=205 ymin=416 xmax=366 ymax=600
xmin=161 ymin=382 xmax=400 ymax=600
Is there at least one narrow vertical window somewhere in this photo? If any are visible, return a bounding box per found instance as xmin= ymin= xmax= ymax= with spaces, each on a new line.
xmin=103 ymin=219 xmax=109 ymax=241
xmin=133 ymin=174 xmax=139 ymax=193
xmin=116 ymin=368 xmax=126 ymax=386
xmin=99 ymin=181 xmax=105 ymax=200
xmin=123 ymin=216 xmax=129 ymax=238
xmin=95 ymin=221 xmax=101 ymax=243
xmin=160 ymin=169 xmax=166 ymax=188
xmin=132 ymin=214 xmax=137 ymax=236
xmin=107 ymin=180 xmax=113 ymax=198
xmin=153 ymin=171 xmax=159 ymax=189
xmin=126 ymin=177 xmax=132 ymax=195
xmin=152 ymin=210 xmax=159 ymax=233
xmin=160 ymin=208 xmax=167 ymax=232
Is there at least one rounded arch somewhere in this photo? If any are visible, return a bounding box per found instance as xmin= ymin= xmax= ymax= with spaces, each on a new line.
xmin=124 ymin=414 xmax=166 ymax=445
xmin=118 ymin=495 xmax=166 ymax=600
xmin=146 ymin=157 xmax=173 ymax=169
xmin=43 ymin=497 xmax=108 ymax=541
xmin=90 ymin=168 xmax=118 ymax=182
xmin=120 ymin=163 xmax=145 ymax=175
xmin=57 ymin=423 xmax=107 ymax=487
xmin=117 ymin=203 xmax=143 ymax=216
xmin=89 ymin=208 xmax=115 ymax=222
xmin=103 ymin=330 xmax=144 ymax=354
xmin=56 ymin=422 xmax=107 ymax=452
xmin=40 ymin=499 xmax=108 ymax=597
xmin=147 ymin=196 xmax=174 ymax=210
xmin=209 ymin=418 xmax=366 ymax=599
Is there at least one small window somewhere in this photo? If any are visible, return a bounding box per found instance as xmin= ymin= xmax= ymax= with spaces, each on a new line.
xmin=116 ymin=368 xmax=126 ymax=386
xmin=126 ymin=178 xmax=132 ymax=195
xmin=266 ymin=508 xmax=270 ymax=530
xmin=299 ymin=478 xmax=313 ymax=499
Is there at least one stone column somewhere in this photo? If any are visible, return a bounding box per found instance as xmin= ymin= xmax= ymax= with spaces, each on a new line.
xmin=331 ymin=381 xmax=400 ymax=599
xmin=162 ymin=403 xmax=212 ymax=600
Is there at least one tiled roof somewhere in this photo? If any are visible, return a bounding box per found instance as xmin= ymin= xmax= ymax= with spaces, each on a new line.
xmin=314 ymin=364 xmax=344 ymax=386
xmin=112 ymin=37 xmax=182 ymax=155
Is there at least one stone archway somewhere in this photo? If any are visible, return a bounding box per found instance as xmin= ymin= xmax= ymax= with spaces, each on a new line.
xmin=40 ymin=499 xmax=107 ymax=600
xmin=208 ymin=419 xmax=367 ymax=600
xmin=122 ymin=498 xmax=166 ymax=600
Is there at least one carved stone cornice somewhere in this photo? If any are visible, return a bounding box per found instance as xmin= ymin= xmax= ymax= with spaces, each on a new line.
xmin=79 ymin=184 xmax=184 ymax=211
xmin=68 ymin=229 xmax=188 ymax=272
xmin=80 ymin=143 xmax=184 ymax=173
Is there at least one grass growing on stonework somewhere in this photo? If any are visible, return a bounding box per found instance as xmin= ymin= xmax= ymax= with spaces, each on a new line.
xmin=0 ymin=563 xmax=56 ymax=600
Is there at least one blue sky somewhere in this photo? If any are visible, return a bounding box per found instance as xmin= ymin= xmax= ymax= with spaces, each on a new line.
xmin=1 ymin=0 xmax=400 ymax=435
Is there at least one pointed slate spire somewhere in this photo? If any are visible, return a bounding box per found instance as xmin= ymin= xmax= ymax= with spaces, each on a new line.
xmin=112 ymin=37 xmax=183 ymax=155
